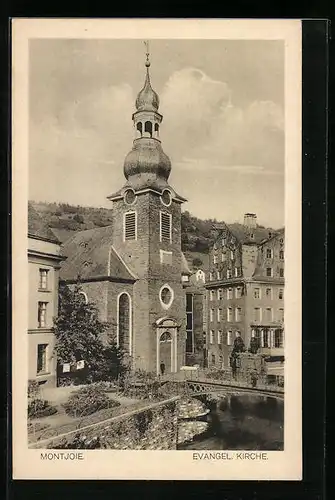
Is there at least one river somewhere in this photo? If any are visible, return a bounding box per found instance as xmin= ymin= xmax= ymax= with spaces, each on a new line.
xmin=178 ymin=393 xmax=284 ymax=450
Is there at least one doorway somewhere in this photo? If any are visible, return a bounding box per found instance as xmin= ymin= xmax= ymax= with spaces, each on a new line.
xmin=159 ymin=331 xmax=172 ymax=375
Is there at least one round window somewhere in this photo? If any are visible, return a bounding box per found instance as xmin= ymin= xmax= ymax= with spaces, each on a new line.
xmin=159 ymin=284 xmax=174 ymax=309
xmin=124 ymin=189 xmax=136 ymax=205
xmin=161 ymin=189 xmax=172 ymax=207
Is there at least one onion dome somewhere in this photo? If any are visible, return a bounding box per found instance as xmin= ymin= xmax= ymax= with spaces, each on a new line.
xmin=135 ymin=61 xmax=160 ymax=112
xmin=123 ymin=137 xmax=171 ymax=190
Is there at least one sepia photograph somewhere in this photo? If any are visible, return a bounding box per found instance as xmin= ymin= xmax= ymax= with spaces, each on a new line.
xmin=12 ymin=19 xmax=302 ymax=480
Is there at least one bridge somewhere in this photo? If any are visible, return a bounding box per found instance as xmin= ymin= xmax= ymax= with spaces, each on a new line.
xmin=185 ymin=379 xmax=284 ymax=400
xmin=160 ymin=371 xmax=284 ymax=400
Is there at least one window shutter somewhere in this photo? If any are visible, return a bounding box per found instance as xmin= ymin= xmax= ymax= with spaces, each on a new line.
xmin=160 ymin=212 xmax=171 ymax=242
xmin=124 ymin=212 xmax=136 ymax=240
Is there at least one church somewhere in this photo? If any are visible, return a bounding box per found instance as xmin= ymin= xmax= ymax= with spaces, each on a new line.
xmin=60 ymin=49 xmax=204 ymax=375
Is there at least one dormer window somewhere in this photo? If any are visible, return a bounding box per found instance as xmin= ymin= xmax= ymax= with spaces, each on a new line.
xmin=124 ymin=211 xmax=137 ymax=241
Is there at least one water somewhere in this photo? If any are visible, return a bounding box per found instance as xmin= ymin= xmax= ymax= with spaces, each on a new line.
xmin=178 ymin=394 xmax=284 ymax=450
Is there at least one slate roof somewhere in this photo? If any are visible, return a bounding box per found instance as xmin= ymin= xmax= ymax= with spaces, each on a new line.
xmin=28 ymin=202 xmax=60 ymax=244
xmin=228 ymin=223 xmax=277 ymax=245
xmin=60 ymin=224 xmax=192 ymax=282
xmin=60 ymin=225 xmax=135 ymax=282
xmin=181 ymin=252 xmax=192 ymax=275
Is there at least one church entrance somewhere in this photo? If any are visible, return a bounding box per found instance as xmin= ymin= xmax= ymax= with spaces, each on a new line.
xmin=159 ymin=332 xmax=172 ymax=375
xmin=155 ymin=318 xmax=179 ymax=376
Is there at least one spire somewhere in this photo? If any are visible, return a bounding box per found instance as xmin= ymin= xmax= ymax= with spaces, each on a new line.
xmin=135 ymin=40 xmax=160 ymax=112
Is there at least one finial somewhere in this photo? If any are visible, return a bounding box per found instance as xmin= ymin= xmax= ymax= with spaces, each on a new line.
xmin=144 ymin=40 xmax=150 ymax=67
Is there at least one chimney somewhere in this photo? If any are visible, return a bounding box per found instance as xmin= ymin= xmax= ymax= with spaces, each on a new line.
xmin=243 ymin=213 xmax=257 ymax=229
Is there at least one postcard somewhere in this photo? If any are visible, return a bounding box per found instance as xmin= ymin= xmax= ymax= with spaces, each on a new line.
xmin=12 ymin=18 xmax=302 ymax=480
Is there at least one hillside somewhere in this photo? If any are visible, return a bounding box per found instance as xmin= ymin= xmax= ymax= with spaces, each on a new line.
xmin=30 ymin=201 xmax=281 ymax=272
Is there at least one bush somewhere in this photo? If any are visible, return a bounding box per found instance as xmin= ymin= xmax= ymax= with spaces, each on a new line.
xmin=28 ymin=380 xmax=40 ymax=399
xmin=90 ymin=381 xmax=119 ymax=393
xmin=73 ymin=213 xmax=84 ymax=224
xmin=28 ymin=399 xmax=58 ymax=419
xmin=62 ymin=385 xmax=120 ymax=418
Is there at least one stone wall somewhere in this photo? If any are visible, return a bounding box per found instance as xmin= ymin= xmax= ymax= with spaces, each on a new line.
xmin=30 ymin=397 xmax=179 ymax=450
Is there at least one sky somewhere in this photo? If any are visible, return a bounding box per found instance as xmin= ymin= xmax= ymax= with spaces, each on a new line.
xmin=29 ymin=39 xmax=285 ymax=228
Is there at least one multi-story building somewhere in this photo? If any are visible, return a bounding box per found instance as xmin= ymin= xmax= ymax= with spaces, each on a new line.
xmin=182 ymin=268 xmax=207 ymax=367
xmin=28 ymin=203 xmax=65 ymax=386
xmin=206 ymin=213 xmax=285 ymax=369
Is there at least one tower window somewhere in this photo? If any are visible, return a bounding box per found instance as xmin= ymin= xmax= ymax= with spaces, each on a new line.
xmin=144 ymin=121 xmax=153 ymax=137
xmin=124 ymin=211 xmax=137 ymax=240
xmin=136 ymin=122 xmax=143 ymax=136
xmin=160 ymin=211 xmax=172 ymax=243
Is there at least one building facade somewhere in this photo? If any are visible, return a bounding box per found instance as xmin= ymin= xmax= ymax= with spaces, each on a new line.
xmin=60 ymin=51 xmax=205 ymax=375
xmin=206 ymin=214 xmax=285 ymax=369
xmin=28 ymin=203 xmax=65 ymax=387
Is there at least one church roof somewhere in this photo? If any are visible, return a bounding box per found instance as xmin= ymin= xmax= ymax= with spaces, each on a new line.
xmin=60 ymin=225 xmax=136 ymax=282
xmin=181 ymin=252 xmax=192 ymax=275
xmin=60 ymin=224 xmax=191 ymax=283
xmin=28 ymin=202 xmax=60 ymax=244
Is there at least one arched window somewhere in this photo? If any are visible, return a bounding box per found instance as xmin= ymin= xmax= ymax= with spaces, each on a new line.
xmin=117 ymin=293 xmax=132 ymax=354
xmin=78 ymin=291 xmax=88 ymax=304
xmin=160 ymin=331 xmax=172 ymax=343
xmin=144 ymin=121 xmax=152 ymax=137
xmin=154 ymin=123 xmax=159 ymax=137
xmin=136 ymin=122 xmax=142 ymax=137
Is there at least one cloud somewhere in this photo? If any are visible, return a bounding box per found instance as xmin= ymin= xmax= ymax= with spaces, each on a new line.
xmin=160 ymin=67 xmax=284 ymax=175
xmin=29 ymin=83 xmax=135 ymax=205
xmin=29 ymin=63 xmax=284 ymax=221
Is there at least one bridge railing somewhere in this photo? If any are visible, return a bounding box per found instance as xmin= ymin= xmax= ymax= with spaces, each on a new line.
xmin=185 ymin=368 xmax=284 ymax=393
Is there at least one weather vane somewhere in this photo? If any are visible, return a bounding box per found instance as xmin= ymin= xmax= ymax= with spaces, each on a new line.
xmin=144 ymin=40 xmax=150 ymax=67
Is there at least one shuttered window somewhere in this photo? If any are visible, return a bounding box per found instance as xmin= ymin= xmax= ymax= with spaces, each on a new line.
xmin=124 ymin=211 xmax=137 ymax=240
xmin=160 ymin=211 xmax=172 ymax=243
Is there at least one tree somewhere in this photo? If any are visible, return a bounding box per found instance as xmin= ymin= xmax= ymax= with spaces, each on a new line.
xmin=54 ymin=282 xmax=108 ymax=371
xmin=230 ymin=336 xmax=245 ymax=378
xmin=232 ymin=336 xmax=245 ymax=355
xmin=192 ymin=257 xmax=203 ymax=268
xmin=249 ymin=337 xmax=259 ymax=355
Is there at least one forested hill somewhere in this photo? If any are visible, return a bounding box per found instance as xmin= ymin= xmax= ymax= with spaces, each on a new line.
xmin=30 ymin=201 xmax=281 ymax=271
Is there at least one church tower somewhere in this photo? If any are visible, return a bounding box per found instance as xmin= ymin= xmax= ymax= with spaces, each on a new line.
xmin=108 ymin=43 xmax=188 ymax=374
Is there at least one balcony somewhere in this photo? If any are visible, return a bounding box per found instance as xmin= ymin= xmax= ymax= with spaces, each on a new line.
xmin=261 ymin=347 xmax=284 ymax=357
